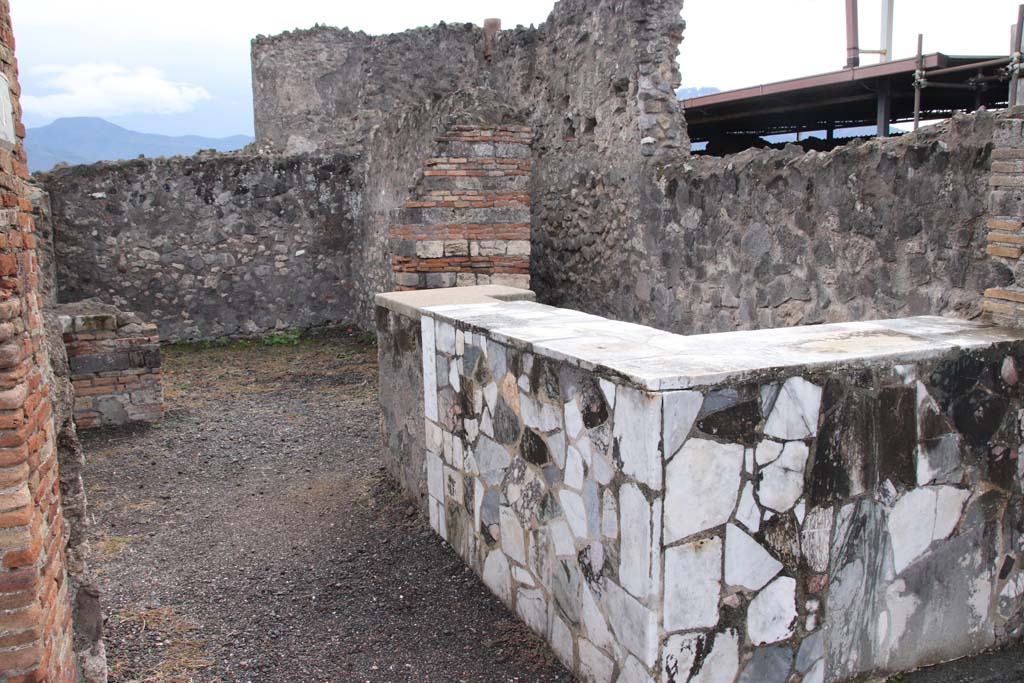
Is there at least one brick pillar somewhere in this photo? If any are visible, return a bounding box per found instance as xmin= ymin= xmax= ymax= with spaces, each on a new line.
xmin=389 ymin=124 xmax=533 ymax=291
xmin=983 ymin=110 xmax=1024 ymax=325
xmin=0 ymin=3 xmax=78 ymax=681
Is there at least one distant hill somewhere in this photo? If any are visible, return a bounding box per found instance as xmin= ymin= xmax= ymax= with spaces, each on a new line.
xmin=676 ymin=86 xmax=721 ymax=100
xmin=25 ymin=117 xmax=254 ymax=173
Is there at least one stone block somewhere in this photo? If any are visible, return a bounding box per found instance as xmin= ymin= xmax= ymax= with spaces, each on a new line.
xmin=506 ymin=240 xmax=531 ymax=257
xmin=73 ymin=314 xmax=117 ymax=332
xmin=994 ymin=118 xmax=1024 ymax=148
xmin=477 ymin=240 xmax=507 ymax=256
xmin=395 ymin=272 xmax=421 ymax=287
xmin=415 ymin=241 xmax=445 ymax=259
xmin=989 ymin=189 xmax=1024 ymax=216
xmin=69 ymin=352 xmax=132 ymax=376
xmin=489 ymin=274 xmax=530 ymax=289
xmin=425 ymin=272 xmax=457 ymax=288
xmin=443 ymin=240 xmax=469 ymax=256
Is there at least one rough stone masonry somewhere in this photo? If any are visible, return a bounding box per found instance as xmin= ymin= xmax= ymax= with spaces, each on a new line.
xmin=33 ymin=0 xmax=1009 ymax=345
xmin=16 ymin=1 xmax=1024 ymax=680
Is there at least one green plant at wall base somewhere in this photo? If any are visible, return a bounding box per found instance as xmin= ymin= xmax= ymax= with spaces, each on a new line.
xmin=355 ymin=331 xmax=377 ymax=346
xmin=261 ymin=329 xmax=302 ymax=346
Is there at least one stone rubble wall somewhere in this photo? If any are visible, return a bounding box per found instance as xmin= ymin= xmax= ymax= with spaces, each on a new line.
xmin=250 ymin=0 xmax=688 ymax=159
xmin=545 ymin=108 xmax=1002 ymax=336
xmin=377 ymin=287 xmax=1024 ymax=683
xmin=249 ymin=0 xmax=688 ymax=311
xmin=56 ymin=306 xmax=163 ymax=430
xmin=389 ymin=124 xmax=533 ymax=291
xmin=376 ymin=286 xmax=537 ymax=513
xmin=42 ymin=0 xmax=1012 ymax=342
xmin=376 ymin=306 xmax=428 ymax=506
xmin=251 ymin=24 xmax=486 ymax=155
xmin=0 ymin=2 xmax=80 ymax=680
xmin=40 ymin=152 xmax=365 ymax=341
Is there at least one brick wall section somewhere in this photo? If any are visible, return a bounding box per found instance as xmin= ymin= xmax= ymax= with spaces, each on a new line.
xmin=983 ymin=109 xmax=1024 ymax=323
xmin=59 ymin=313 xmax=163 ymax=430
xmin=0 ymin=2 xmax=78 ymax=681
xmin=389 ymin=125 xmax=533 ymax=291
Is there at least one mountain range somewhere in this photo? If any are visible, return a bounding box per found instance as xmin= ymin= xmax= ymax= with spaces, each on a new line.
xmin=26 ymin=117 xmax=254 ymax=173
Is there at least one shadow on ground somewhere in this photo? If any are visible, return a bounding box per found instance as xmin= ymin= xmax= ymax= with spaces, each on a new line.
xmin=82 ymin=330 xmax=569 ymax=683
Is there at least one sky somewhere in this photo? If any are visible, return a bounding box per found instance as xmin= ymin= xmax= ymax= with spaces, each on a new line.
xmin=11 ymin=0 xmax=1017 ymax=138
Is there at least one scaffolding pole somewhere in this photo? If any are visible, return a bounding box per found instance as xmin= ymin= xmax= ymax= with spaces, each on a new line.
xmin=1010 ymin=5 xmax=1024 ymax=106
xmin=913 ymin=34 xmax=923 ymax=130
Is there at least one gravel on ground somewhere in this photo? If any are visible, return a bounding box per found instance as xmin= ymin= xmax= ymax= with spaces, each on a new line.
xmin=77 ymin=327 xmax=1024 ymax=683
xmin=82 ymin=330 xmax=570 ymax=683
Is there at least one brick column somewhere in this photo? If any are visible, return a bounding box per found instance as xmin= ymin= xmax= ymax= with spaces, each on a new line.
xmin=0 ymin=3 xmax=78 ymax=681
xmin=983 ymin=110 xmax=1024 ymax=324
xmin=389 ymin=124 xmax=533 ymax=291
xmin=60 ymin=310 xmax=163 ymax=429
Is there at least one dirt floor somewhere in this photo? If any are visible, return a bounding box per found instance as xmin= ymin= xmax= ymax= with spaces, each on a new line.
xmin=80 ymin=328 xmax=1024 ymax=683
xmin=82 ymin=330 xmax=570 ymax=683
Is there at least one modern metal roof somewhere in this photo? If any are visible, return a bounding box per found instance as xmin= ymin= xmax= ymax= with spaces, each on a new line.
xmin=682 ymin=53 xmax=1008 ymax=143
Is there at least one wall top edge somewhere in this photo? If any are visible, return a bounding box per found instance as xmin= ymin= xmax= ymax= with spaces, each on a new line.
xmin=374 ymin=285 xmax=537 ymax=321
xmin=419 ymin=298 xmax=1024 ymax=391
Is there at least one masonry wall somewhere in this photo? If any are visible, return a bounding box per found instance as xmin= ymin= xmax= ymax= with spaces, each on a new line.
xmin=252 ymin=23 xmax=486 ymax=155
xmin=376 ymin=286 xmax=537 ymax=513
xmin=45 ymin=0 xmax=1007 ymax=343
xmin=42 ymin=313 xmax=105 ymax=683
xmin=0 ymin=2 xmax=79 ymax=680
xmin=250 ymin=0 xmax=999 ymax=336
xmin=59 ymin=310 xmax=163 ymax=429
xmin=608 ymin=110 xmax=1001 ymax=336
xmin=379 ymin=289 xmax=1024 ymax=683
xmin=26 ymin=187 xmax=53 ymax=307
xmin=42 ymin=152 xmax=365 ymax=340
xmin=981 ymin=107 xmax=1024 ymax=324
xmin=389 ymin=123 xmax=533 ymax=291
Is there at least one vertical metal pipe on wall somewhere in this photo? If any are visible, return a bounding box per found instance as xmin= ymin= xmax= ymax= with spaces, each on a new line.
xmin=846 ymin=0 xmax=861 ymax=68
xmin=880 ymin=0 xmax=894 ymax=62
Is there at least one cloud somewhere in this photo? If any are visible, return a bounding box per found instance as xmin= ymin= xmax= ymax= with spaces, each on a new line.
xmin=21 ymin=63 xmax=211 ymax=121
